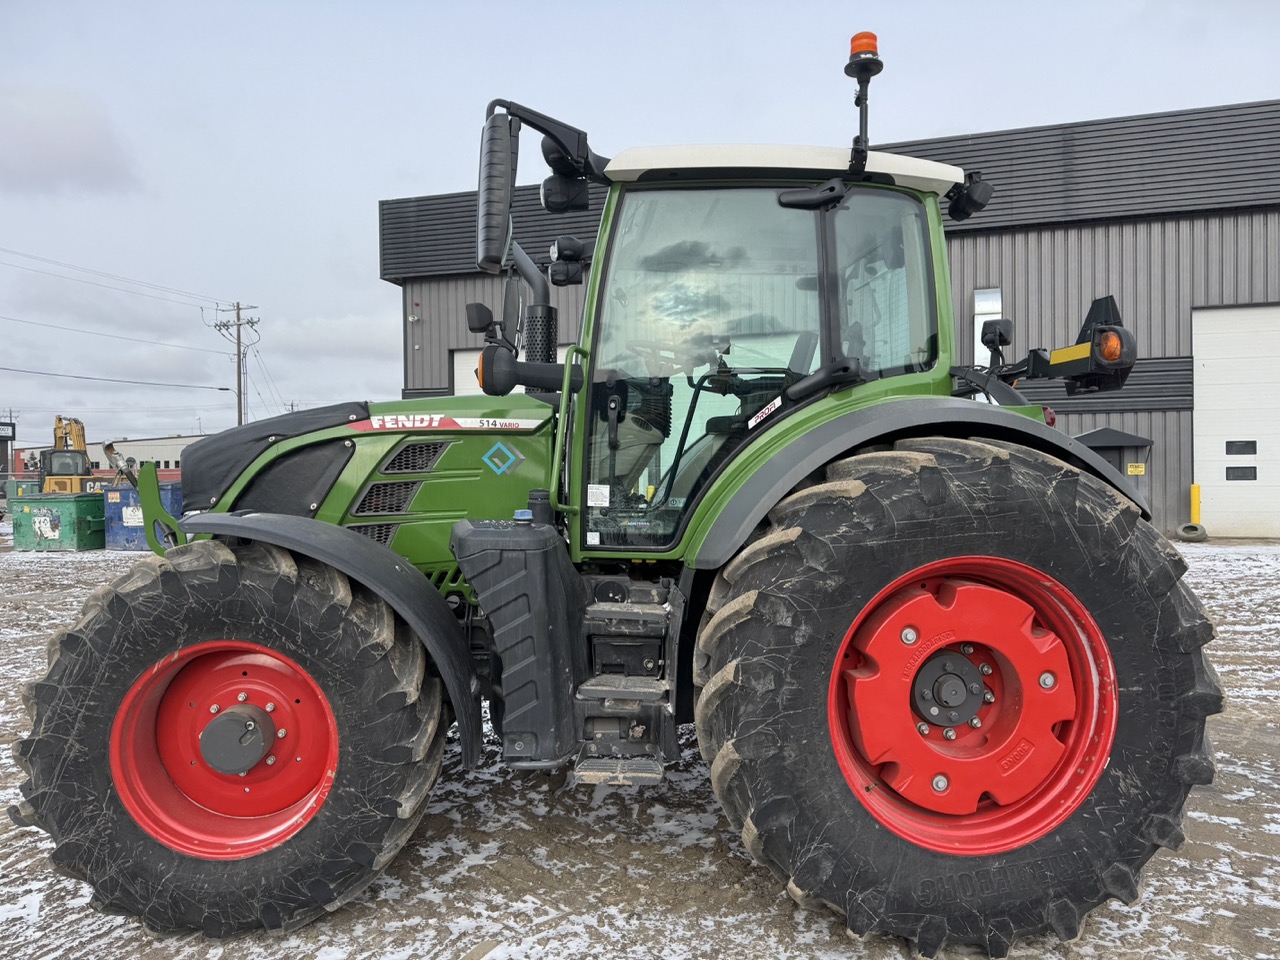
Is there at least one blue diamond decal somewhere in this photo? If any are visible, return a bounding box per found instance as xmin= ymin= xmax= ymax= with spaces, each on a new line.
xmin=483 ymin=441 xmax=525 ymax=476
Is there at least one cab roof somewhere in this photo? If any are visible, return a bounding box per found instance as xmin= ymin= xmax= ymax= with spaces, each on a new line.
xmin=603 ymin=145 xmax=963 ymax=196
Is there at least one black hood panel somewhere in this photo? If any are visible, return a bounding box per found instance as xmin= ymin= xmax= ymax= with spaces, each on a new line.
xmin=182 ymin=402 xmax=368 ymax=510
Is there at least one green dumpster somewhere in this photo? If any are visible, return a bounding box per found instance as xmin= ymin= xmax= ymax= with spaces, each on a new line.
xmin=11 ymin=493 xmax=106 ymax=551
xmin=5 ymin=478 xmax=43 ymax=499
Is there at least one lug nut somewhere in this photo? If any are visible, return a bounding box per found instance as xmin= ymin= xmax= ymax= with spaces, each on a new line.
xmin=276 ymin=728 xmax=287 ymax=739
xmin=969 ymin=717 xmax=983 ymax=729
xmin=900 ymin=627 xmax=919 ymax=645
xmin=209 ymin=704 xmax=220 ymax=714
xmin=979 ymin=663 xmax=993 ymax=676
xmin=920 ymin=688 xmax=933 ymax=701
xmin=943 ymin=727 xmax=957 ymax=741
xmin=266 ymin=756 xmax=277 ymax=766
xmin=1039 ymin=672 xmax=1056 ymax=689
xmin=237 ymin=692 xmax=248 ymax=702
xmin=265 ymin=702 xmax=276 ymax=713
xmin=916 ymin=722 xmax=930 ymax=736
xmin=960 ymin=643 xmax=975 ymax=655
xmin=932 ymin=775 xmax=949 ymax=792
xmin=969 ymin=682 xmax=982 ymax=695
xmin=983 ymin=689 xmax=996 ymax=704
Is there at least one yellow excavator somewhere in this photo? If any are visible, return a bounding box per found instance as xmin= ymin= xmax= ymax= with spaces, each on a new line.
xmin=30 ymin=417 xmax=107 ymax=495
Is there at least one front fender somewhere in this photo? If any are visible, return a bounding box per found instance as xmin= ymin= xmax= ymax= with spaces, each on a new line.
xmin=179 ymin=511 xmax=483 ymax=768
xmin=689 ymin=396 xmax=1149 ymax=570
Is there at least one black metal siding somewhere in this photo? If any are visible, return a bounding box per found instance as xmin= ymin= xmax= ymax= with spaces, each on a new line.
xmin=881 ymin=100 xmax=1280 ymax=233
xmin=381 ymin=184 xmax=608 ymax=283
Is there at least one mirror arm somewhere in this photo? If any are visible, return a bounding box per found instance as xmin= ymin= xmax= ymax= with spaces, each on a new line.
xmin=510 ymin=242 xmax=549 ymax=306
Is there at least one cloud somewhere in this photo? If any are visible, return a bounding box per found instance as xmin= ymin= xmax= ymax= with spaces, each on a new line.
xmin=0 ymin=87 xmax=140 ymax=195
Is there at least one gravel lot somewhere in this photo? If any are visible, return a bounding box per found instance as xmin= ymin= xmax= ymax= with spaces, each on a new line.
xmin=1 ymin=532 xmax=1277 ymax=960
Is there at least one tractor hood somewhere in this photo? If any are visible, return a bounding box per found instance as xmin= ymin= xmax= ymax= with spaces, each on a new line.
xmin=182 ymin=402 xmax=369 ymax=511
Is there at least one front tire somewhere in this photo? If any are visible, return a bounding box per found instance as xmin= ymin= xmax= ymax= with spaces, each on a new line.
xmin=693 ymin=438 xmax=1221 ymax=957
xmin=10 ymin=539 xmax=446 ymax=936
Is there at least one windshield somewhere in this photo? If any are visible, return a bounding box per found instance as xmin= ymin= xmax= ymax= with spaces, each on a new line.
xmin=584 ymin=184 xmax=935 ymax=549
xmin=47 ymin=451 xmax=88 ymax=475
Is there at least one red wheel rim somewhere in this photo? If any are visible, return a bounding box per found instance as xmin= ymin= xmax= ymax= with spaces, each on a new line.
xmin=828 ymin=557 xmax=1117 ymax=855
xmin=110 ymin=640 xmax=338 ymax=859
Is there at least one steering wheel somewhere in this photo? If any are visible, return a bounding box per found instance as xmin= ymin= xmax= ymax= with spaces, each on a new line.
xmin=627 ymin=340 xmax=689 ymax=377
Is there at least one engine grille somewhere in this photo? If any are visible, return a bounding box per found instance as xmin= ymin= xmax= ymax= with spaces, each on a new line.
xmin=347 ymin=523 xmax=398 ymax=546
xmin=352 ymin=480 xmax=419 ymax=516
xmin=382 ymin=441 xmax=449 ymax=474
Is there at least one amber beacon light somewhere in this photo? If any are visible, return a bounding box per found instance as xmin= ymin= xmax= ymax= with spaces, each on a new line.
xmin=845 ymin=32 xmax=883 ymax=78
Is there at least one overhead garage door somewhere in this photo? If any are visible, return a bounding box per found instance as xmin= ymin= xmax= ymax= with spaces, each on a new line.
xmin=1192 ymin=305 xmax=1280 ymax=537
xmin=451 ymin=345 xmax=571 ymax=397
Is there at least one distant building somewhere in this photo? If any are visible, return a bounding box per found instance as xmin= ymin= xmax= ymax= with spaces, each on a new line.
xmin=13 ymin=435 xmax=203 ymax=482
xmin=379 ymin=100 xmax=1280 ymax=537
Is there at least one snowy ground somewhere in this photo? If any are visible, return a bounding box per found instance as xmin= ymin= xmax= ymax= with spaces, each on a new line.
xmin=0 ymin=534 xmax=1277 ymax=960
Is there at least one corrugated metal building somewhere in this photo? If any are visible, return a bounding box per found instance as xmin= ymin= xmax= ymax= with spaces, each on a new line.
xmin=380 ymin=100 xmax=1280 ymax=537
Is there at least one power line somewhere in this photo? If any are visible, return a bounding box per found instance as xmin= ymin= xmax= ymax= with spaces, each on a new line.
xmin=0 ymin=259 xmax=220 ymax=309
xmin=250 ymin=346 xmax=288 ymax=410
xmin=18 ymin=405 xmax=233 ymax=413
xmin=0 ymin=313 xmax=230 ymax=355
xmin=0 ymin=245 xmax=234 ymax=304
xmin=0 ymin=365 xmax=232 ymax=391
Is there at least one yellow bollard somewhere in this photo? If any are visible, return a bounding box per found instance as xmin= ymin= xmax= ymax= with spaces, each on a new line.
xmin=1190 ymin=484 xmax=1201 ymax=525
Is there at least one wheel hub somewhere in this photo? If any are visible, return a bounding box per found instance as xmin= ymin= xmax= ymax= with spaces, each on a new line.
xmin=911 ymin=651 xmax=985 ymax=728
xmin=199 ymin=704 xmax=275 ymax=775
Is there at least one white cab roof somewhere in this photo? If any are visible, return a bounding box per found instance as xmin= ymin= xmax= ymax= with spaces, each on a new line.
xmin=604 ymin=145 xmax=963 ymax=197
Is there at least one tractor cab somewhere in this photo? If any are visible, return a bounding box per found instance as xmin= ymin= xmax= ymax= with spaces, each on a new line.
xmin=578 ymin=149 xmax=955 ymax=547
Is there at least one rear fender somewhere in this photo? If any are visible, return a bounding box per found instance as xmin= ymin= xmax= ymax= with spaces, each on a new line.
xmin=689 ymin=396 xmax=1149 ymax=570
xmin=178 ymin=511 xmax=483 ymax=768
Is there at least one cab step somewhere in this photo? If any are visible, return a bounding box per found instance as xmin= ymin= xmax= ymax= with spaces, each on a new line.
xmin=576 ymin=675 xmax=668 ymax=702
xmin=573 ymin=748 xmax=665 ymax=786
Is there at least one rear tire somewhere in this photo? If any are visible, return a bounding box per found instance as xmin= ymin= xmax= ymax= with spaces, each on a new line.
xmin=10 ymin=539 xmax=446 ymax=936
xmin=693 ymin=438 xmax=1221 ymax=958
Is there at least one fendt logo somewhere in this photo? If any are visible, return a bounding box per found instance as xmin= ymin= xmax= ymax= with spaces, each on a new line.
xmin=368 ymin=414 xmax=446 ymax=429
xmin=351 ymin=415 xmax=545 ymax=433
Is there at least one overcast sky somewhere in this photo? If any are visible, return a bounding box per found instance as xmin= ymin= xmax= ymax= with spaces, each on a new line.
xmin=2 ymin=0 xmax=1277 ymax=448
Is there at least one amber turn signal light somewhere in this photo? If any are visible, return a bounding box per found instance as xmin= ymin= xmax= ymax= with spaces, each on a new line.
xmin=1098 ymin=330 xmax=1124 ymax=363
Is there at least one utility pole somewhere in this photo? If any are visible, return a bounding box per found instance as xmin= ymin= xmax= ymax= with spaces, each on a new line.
xmin=0 ymin=408 xmax=16 ymax=485
xmin=214 ymin=303 xmax=259 ymax=425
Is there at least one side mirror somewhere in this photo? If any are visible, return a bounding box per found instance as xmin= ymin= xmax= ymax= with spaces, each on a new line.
xmin=477 ymin=112 xmax=519 ymax=274
xmin=981 ymin=318 xmax=1013 ymax=367
xmin=465 ymin=302 xmax=495 ymax=335
xmin=980 ymin=318 xmax=1012 ymax=350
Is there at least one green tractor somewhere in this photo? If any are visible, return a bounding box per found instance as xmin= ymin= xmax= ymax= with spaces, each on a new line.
xmin=12 ymin=34 xmax=1220 ymax=958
